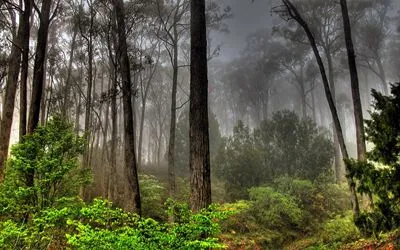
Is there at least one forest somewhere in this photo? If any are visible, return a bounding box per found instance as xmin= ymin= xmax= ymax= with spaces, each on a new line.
xmin=0 ymin=0 xmax=400 ymax=249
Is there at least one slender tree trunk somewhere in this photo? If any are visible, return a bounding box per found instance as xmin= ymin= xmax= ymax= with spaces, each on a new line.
xmin=340 ymin=0 xmax=367 ymax=162
xmin=113 ymin=0 xmax=141 ymax=214
xmin=19 ymin=0 xmax=32 ymax=140
xmin=62 ymin=29 xmax=77 ymax=118
xmin=168 ymin=40 xmax=178 ymax=197
xmin=190 ymin=0 xmax=211 ymax=212
xmin=84 ymin=36 xmax=94 ymax=168
xmin=326 ymin=48 xmax=343 ymax=183
xmin=102 ymin=80 xmax=111 ymax=197
xmin=108 ymin=65 xmax=118 ymax=201
xmin=282 ymin=0 xmax=360 ymax=218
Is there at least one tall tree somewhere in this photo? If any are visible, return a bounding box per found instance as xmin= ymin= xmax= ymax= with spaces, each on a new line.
xmin=0 ymin=0 xmax=32 ymax=181
xmin=112 ymin=0 xmax=141 ymax=214
xmin=340 ymin=0 xmax=367 ymax=162
xmin=190 ymin=0 xmax=211 ymax=212
xmin=277 ymin=0 xmax=360 ymax=218
xmin=19 ymin=0 xmax=32 ymax=139
xmin=28 ymin=0 xmax=55 ymax=134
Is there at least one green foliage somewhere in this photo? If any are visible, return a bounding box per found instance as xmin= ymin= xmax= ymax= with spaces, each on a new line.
xmin=66 ymin=199 xmax=232 ymax=250
xmin=320 ymin=213 xmax=361 ymax=245
xmin=213 ymin=121 xmax=264 ymax=200
xmin=255 ymin=111 xmax=334 ymax=180
xmin=139 ymin=174 xmax=167 ymax=220
xmin=348 ymin=83 xmax=400 ymax=236
xmin=0 ymin=116 xmax=88 ymax=220
xmin=214 ymin=110 xmax=335 ymax=200
xmin=287 ymin=213 xmax=360 ymax=250
xmin=221 ymin=178 xmax=351 ymax=249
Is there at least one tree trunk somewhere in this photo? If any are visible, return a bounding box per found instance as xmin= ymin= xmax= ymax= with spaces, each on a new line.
xmin=113 ymin=0 xmax=141 ymax=214
xmin=340 ymin=0 xmax=367 ymax=162
xmin=62 ymin=29 xmax=78 ymax=118
xmin=83 ymin=36 xmax=94 ymax=168
xmin=19 ymin=0 xmax=32 ymax=140
xmin=190 ymin=0 xmax=211 ymax=212
xmin=282 ymin=0 xmax=360 ymax=218
xmin=326 ymin=47 xmax=343 ymax=183
xmin=28 ymin=0 xmax=52 ymax=134
xmin=167 ymin=39 xmax=178 ymax=197
xmin=108 ymin=64 xmax=118 ymax=201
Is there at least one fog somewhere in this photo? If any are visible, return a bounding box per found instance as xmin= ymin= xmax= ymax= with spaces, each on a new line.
xmin=1 ymin=0 xmax=400 ymax=248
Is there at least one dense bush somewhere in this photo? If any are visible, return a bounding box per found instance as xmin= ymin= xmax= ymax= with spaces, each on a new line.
xmin=349 ymin=83 xmax=400 ymax=236
xmin=214 ymin=110 xmax=335 ymax=200
xmin=221 ymin=177 xmax=351 ymax=249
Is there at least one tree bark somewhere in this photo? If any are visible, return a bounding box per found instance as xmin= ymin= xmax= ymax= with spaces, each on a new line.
xmin=19 ymin=0 xmax=32 ymax=140
xmin=340 ymin=0 xmax=367 ymax=162
xmin=190 ymin=0 xmax=211 ymax=212
xmin=28 ymin=0 xmax=52 ymax=134
xmin=113 ymin=0 xmax=141 ymax=214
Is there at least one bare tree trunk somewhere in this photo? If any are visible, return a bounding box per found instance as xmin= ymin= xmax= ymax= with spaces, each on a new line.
xmin=19 ymin=0 xmax=32 ymax=140
xmin=282 ymin=0 xmax=360 ymax=218
xmin=340 ymin=0 xmax=367 ymax=162
xmin=62 ymin=29 xmax=77 ymax=118
xmin=102 ymin=80 xmax=111 ymax=197
xmin=113 ymin=0 xmax=141 ymax=214
xmin=326 ymin=47 xmax=343 ymax=183
xmin=190 ymin=0 xmax=211 ymax=212
xmin=168 ymin=39 xmax=178 ymax=197
xmin=108 ymin=66 xmax=118 ymax=201
xmin=83 ymin=36 xmax=94 ymax=168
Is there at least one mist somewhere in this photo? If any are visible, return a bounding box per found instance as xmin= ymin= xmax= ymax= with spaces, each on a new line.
xmin=0 ymin=0 xmax=400 ymax=248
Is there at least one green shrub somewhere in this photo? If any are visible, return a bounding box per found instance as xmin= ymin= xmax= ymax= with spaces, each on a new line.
xmin=66 ymin=199 xmax=233 ymax=249
xmin=0 ymin=116 xmax=88 ymax=220
xmin=139 ymin=174 xmax=167 ymax=220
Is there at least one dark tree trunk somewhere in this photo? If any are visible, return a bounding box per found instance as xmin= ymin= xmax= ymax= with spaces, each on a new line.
xmin=340 ymin=0 xmax=367 ymax=162
xmin=167 ymin=40 xmax=178 ymax=197
xmin=108 ymin=60 xmax=118 ymax=201
xmin=282 ymin=0 xmax=360 ymax=218
xmin=19 ymin=0 xmax=32 ymax=140
xmin=0 ymin=1 xmax=32 ymax=180
xmin=28 ymin=0 xmax=52 ymax=134
xmin=190 ymin=0 xmax=211 ymax=212
xmin=113 ymin=0 xmax=141 ymax=214
xmin=83 ymin=36 xmax=94 ymax=168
